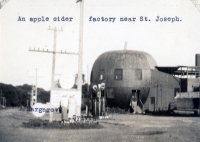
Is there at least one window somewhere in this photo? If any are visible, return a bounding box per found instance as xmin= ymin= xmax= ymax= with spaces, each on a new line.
xmin=99 ymin=69 xmax=105 ymax=80
xmin=151 ymin=97 xmax=155 ymax=104
xmin=114 ymin=69 xmax=123 ymax=80
xmin=135 ymin=69 xmax=142 ymax=80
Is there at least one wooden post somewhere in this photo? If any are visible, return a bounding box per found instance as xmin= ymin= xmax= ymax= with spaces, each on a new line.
xmin=77 ymin=1 xmax=84 ymax=91
xmin=86 ymin=64 xmax=89 ymax=116
xmin=49 ymin=27 xmax=57 ymax=122
xmin=51 ymin=27 xmax=57 ymax=89
xmin=77 ymin=0 xmax=84 ymax=116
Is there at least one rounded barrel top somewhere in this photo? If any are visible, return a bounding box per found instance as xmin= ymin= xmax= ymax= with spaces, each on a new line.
xmin=93 ymin=50 xmax=157 ymax=70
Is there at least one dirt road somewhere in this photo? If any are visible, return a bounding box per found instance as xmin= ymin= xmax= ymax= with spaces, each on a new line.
xmin=0 ymin=108 xmax=200 ymax=142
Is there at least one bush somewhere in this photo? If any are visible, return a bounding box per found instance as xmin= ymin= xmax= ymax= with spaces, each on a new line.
xmin=22 ymin=119 xmax=103 ymax=129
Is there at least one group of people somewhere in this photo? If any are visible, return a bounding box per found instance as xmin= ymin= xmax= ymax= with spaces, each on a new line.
xmin=60 ymin=95 xmax=76 ymax=123
xmin=91 ymin=84 xmax=107 ymax=117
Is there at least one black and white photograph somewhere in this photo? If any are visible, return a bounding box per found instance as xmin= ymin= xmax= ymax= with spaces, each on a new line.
xmin=0 ymin=0 xmax=200 ymax=141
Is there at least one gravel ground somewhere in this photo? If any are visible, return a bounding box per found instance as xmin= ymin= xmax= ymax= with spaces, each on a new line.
xmin=0 ymin=108 xmax=200 ymax=142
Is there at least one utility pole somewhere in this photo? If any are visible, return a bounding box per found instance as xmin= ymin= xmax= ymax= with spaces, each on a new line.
xmin=49 ymin=27 xmax=59 ymax=122
xmin=77 ymin=0 xmax=84 ymax=92
xmin=29 ymin=27 xmax=79 ymax=88
xmin=86 ymin=64 xmax=89 ymax=116
xmin=49 ymin=27 xmax=58 ymax=89
xmin=76 ymin=0 xmax=84 ymax=117
xmin=29 ymin=27 xmax=79 ymax=122
xmin=29 ymin=68 xmax=42 ymax=106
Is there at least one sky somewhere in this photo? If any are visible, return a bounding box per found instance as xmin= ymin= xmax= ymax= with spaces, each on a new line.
xmin=1 ymin=0 xmax=200 ymax=90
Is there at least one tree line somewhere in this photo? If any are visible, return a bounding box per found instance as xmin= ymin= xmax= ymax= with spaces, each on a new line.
xmin=0 ymin=83 xmax=50 ymax=107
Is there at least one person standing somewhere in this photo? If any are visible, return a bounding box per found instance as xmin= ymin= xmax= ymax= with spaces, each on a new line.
xmin=61 ymin=95 xmax=69 ymax=123
xmin=68 ymin=95 xmax=76 ymax=122
xmin=130 ymin=96 xmax=137 ymax=114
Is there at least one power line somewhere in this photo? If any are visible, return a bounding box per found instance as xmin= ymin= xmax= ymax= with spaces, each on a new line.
xmin=29 ymin=27 xmax=79 ymax=88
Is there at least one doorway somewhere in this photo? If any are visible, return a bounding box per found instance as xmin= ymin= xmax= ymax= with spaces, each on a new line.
xmin=132 ymin=90 xmax=140 ymax=102
xmin=130 ymin=90 xmax=141 ymax=113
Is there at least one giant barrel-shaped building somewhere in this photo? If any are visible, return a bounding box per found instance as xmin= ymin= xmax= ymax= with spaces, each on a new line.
xmin=91 ymin=50 xmax=180 ymax=112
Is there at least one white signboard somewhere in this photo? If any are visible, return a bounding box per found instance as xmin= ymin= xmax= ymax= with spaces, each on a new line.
xmin=50 ymin=89 xmax=81 ymax=108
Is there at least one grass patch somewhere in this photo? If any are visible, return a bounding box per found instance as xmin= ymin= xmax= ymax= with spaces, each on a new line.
xmin=22 ymin=119 xmax=103 ymax=129
xmin=18 ymin=107 xmax=27 ymax=111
